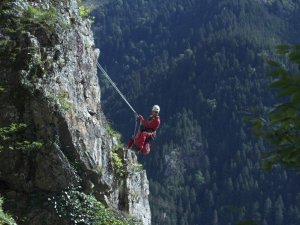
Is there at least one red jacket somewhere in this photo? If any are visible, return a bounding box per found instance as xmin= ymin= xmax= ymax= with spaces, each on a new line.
xmin=138 ymin=115 xmax=160 ymax=132
xmin=132 ymin=114 xmax=160 ymax=154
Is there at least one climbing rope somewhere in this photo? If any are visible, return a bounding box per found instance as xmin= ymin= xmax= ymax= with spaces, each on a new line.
xmin=97 ymin=62 xmax=139 ymax=142
xmin=97 ymin=62 xmax=137 ymax=116
xmin=133 ymin=118 xmax=139 ymax=140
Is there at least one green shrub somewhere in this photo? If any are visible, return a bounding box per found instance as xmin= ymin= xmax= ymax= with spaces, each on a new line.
xmin=49 ymin=189 xmax=135 ymax=225
xmin=112 ymin=151 xmax=126 ymax=178
xmin=128 ymin=163 xmax=143 ymax=173
xmin=0 ymin=196 xmax=17 ymax=225
xmin=24 ymin=5 xmax=57 ymax=22
xmin=0 ymin=4 xmax=65 ymax=67
xmin=250 ymin=44 xmax=300 ymax=171
xmin=48 ymin=93 xmax=72 ymax=111
xmin=22 ymin=5 xmax=59 ymax=30
xmin=104 ymin=122 xmax=122 ymax=140
xmin=0 ymin=123 xmax=43 ymax=153
xmin=57 ymin=94 xmax=72 ymax=110
xmin=77 ymin=0 xmax=93 ymax=19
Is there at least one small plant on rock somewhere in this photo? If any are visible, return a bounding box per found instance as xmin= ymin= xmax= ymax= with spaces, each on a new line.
xmin=0 ymin=196 xmax=17 ymax=225
xmin=0 ymin=123 xmax=43 ymax=153
xmin=77 ymin=0 xmax=93 ymax=19
xmin=112 ymin=151 xmax=126 ymax=178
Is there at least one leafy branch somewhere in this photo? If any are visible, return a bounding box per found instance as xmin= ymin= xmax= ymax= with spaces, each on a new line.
xmin=250 ymin=44 xmax=300 ymax=171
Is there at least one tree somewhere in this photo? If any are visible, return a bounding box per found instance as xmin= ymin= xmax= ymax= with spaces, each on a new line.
xmin=251 ymin=44 xmax=300 ymax=171
xmin=264 ymin=197 xmax=272 ymax=217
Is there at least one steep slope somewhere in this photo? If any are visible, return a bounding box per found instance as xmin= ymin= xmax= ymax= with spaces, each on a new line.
xmin=91 ymin=0 xmax=300 ymax=225
xmin=0 ymin=0 xmax=150 ymax=224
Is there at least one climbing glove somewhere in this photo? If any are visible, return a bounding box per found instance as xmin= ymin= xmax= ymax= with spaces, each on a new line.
xmin=137 ymin=115 xmax=144 ymax=121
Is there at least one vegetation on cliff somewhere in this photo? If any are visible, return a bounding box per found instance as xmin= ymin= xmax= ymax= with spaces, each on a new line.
xmin=0 ymin=1 xmax=148 ymax=224
xmin=50 ymin=189 xmax=138 ymax=225
xmin=0 ymin=196 xmax=16 ymax=225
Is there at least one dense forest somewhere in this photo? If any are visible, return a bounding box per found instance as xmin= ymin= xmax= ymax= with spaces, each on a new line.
xmin=90 ymin=0 xmax=300 ymax=224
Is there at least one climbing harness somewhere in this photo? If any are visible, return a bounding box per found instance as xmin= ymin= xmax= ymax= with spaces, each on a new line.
xmin=97 ymin=62 xmax=139 ymax=140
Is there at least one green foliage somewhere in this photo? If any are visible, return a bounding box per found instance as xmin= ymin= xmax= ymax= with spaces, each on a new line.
xmin=0 ymin=86 xmax=5 ymax=93
xmin=57 ymin=94 xmax=72 ymax=111
xmin=128 ymin=162 xmax=143 ymax=172
xmin=48 ymin=93 xmax=72 ymax=110
xmin=1 ymin=5 xmax=60 ymax=33
xmin=104 ymin=123 xmax=126 ymax=178
xmin=112 ymin=150 xmax=126 ymax=178
xmin=251 ymin=44 xmax=300 ymax=171
xmin=0 ymin=3 xmax=63 ymax=66
xmin=23 ymin=5 xmax=57 ymax=25
xmin=112 ymin=152 xmax=123 ymax=169
xmin=104 ymin=122 xmax=122 ymax=140
xmin=102 ymin=121 xmax=126 ymax=178
xmin=49 ymin=189 xmax=134 ymax=225
xmin=0 ymin=196 xmax=17 ymax=225
xmin=77 ymin=0 xmax=93 ymax=19
xmin=20 ymin=5 xmax=69 ymax=31
xmin=0 ymin=36 xmax=19 ymax=64
xmin=0 ymin=123 xmax=43 ymax=152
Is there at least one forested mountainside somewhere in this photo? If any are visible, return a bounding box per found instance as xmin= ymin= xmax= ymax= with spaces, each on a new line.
xmin=91 ymin=0 xmax=300 ymax=224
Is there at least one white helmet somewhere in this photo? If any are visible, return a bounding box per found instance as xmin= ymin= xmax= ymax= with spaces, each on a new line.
xmin=152 ymin=105 xmax=160 ymax=113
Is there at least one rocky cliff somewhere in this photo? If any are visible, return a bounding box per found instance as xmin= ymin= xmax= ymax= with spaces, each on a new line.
xmin=0 ymin=0 xmax=150 ymax=224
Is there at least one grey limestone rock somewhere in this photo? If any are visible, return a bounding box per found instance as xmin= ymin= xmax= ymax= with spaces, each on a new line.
xmin=0 ymin=0 xmax=150 ymax=224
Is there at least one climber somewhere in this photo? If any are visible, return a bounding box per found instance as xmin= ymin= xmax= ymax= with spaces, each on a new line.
xmin=127 ymin=105 xmax=161 ymax=155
